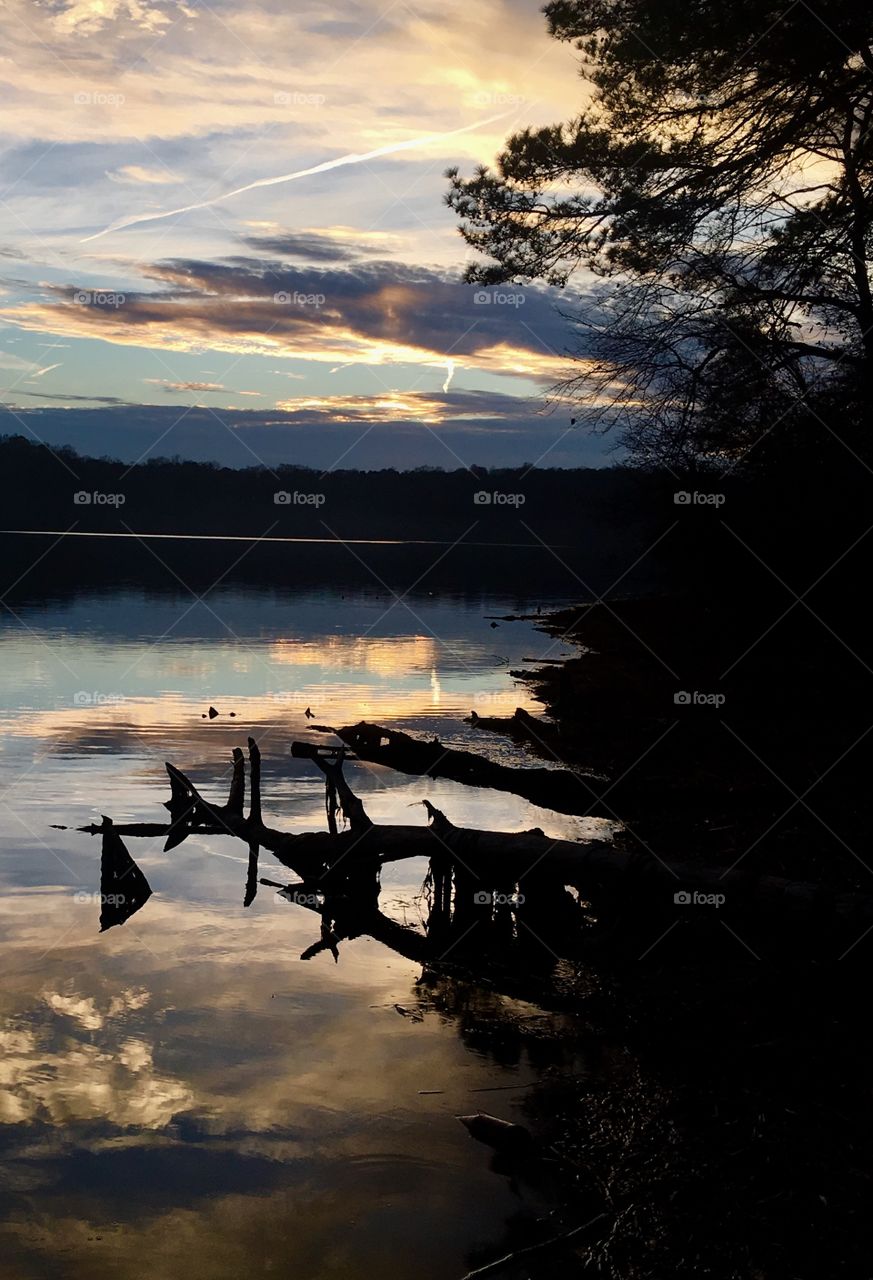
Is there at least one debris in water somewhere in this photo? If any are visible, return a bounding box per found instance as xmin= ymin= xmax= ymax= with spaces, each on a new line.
xmin=457 ymin=1112 xmax=534 ymax=1155
xmin=393 ymin=1003 xmax=424 ymax=1022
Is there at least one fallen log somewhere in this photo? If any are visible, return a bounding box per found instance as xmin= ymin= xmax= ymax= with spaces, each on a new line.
xmin=86 ymin=739 xmax=873 ymax=932
xmin=466 ymin=705 xmax=577 ymax=761
xmin=306 ymin=720 xmax=608 ymax=817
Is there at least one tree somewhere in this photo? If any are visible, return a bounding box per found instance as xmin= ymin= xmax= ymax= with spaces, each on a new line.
xmin=447 ymin=1 xmax=873 ymax=468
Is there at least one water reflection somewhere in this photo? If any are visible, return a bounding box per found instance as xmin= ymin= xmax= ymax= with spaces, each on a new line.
xmin=0 ymin=581 xmax=597 ymax=1280
xmin=98 ymin=820 xmax=153 ymax=930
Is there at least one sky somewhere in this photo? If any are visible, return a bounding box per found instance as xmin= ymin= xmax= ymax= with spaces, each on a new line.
xmin=0 ymin=0 xmax=609 ymax=470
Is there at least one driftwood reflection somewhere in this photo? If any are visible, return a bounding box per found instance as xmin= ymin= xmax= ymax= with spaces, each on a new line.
xmin=261 ymin=858 xmax=587 ymax=989
xmin=98 ymin=816 xmax=153 ymax=931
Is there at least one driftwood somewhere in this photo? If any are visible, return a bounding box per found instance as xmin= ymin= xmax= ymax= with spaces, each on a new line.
xmin=79 ymin=738 xmax=873 ymax=934
xmin=167 ymin=739 xmax=621 ymax=882
xmin=466 ymin=705 xmax=570 ymax=757
xmin=306 ymin=720 xmax=608 ymax=817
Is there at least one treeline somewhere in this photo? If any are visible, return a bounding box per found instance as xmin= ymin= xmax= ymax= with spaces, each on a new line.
xmin=2 ymin=435 xmax=868 ymax=611
xmin=0 ymin=434 xmax=663 ymax=544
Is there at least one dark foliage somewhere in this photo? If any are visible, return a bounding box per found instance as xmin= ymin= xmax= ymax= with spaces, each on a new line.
xmin=447 ymin=1 xmax=873 ymax=467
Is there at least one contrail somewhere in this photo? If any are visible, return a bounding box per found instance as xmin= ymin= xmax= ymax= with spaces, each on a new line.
xmin=442 ymin=359 xmax=456 ymax=393
xmin=32 ymin=363 xmax=63 ymax=377
xmin=81 ymin=113 xmax=511 ymax=244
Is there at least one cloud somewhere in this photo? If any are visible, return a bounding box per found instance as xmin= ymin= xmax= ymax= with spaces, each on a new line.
xmin=0 ymin=257 xmax=576 ymax=385
xmin=242 ymin=230 xmax=378 ymax=263
xmin=9 ymin=392 xmax=132 ymax=405
xmin=143 ymin=378 xmax=264 ymax=398
xmin=0 ymin=0 xmax=590 ymax=472
xmin=0 ymin=0 xmax=574 ymax=155
xmin=50 ymin=0 xmax=178 ymax=36
xmin=240 ymin=226 xmax=407 ymax=264
xmin=144 ymin=379 xmax=227 ymax=394
xmin=107 ymin=165 xmax=182 ymax=186
xmin=269 ymin=387 xmax=549 ymax=428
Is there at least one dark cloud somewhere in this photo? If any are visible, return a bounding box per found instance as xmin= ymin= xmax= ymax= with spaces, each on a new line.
xmin=24 ymin=256 xmax=577 ymax=374
xmin=0 ymin=396 xmax=607 ymax=470
xmin=10 ymin=392 xmax=133 ymax=405
xmin=241 ymin=231 xmax=371 ymax=262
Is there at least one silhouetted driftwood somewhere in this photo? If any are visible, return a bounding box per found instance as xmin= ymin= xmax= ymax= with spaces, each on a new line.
xmin=89 ymin=739 xmax=873 ymax=932
xmin=306 ymin=720 xmax=607 ymax=817
xmin=165 ymin=740 xmax=619 ymax=881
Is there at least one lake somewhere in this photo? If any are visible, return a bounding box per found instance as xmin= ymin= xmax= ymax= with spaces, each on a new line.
xmin=0 ymin=537 xmax=612 ymax=1280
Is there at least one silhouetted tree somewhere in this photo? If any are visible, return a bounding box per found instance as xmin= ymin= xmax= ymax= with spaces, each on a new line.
xmin=447 ymin=2 xmax=873 ymax=468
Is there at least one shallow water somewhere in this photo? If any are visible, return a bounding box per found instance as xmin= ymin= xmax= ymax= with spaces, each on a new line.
xmin=0 ymin=574 xmax=606 ymax=1279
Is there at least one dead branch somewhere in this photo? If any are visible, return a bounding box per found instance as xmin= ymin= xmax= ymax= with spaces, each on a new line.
xmin=459 ymin=1212 xmax=610 ymax=1280
xmin=309 ymin=720 xmax=608 ymax=817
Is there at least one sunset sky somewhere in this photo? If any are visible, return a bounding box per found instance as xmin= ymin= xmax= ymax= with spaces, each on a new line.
xmin=0 ymin=0 xmax=608 ymax=469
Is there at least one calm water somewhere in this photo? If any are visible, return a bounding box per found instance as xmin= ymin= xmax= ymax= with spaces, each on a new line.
xmin=0 ymin=564 xmax=608 ymax=1279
